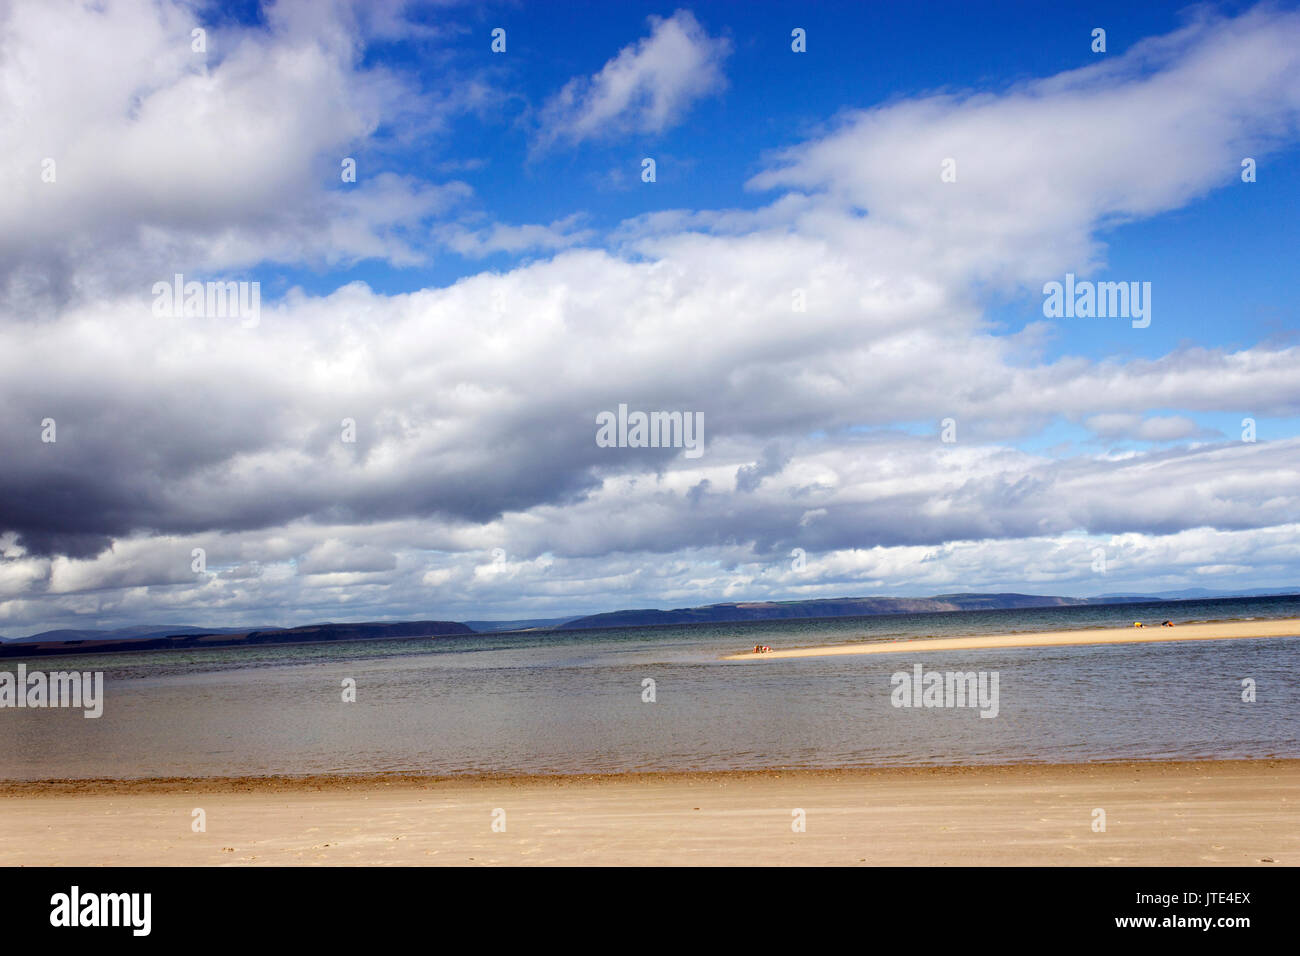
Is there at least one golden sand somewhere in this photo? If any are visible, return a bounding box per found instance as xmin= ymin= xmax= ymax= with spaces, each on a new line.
xmin=722 ymin=617 xmax=1300 ymax=661
xmin=1 ymin=760 xmax=1295 ymax=866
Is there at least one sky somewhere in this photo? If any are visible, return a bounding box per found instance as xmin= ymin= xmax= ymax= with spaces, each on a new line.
xmin=1 ymin=0 xmax=1298 ymax=635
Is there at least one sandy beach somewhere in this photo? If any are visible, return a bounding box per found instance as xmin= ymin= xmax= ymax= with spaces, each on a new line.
xmin=722 ymin=618 xmax=1300 ymax=661
xmin=1 ymin=759 xmax=1295 ymax=866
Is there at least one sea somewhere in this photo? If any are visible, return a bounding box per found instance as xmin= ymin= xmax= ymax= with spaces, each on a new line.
xmin=1 ymin=595 xmax=1297 ymax=780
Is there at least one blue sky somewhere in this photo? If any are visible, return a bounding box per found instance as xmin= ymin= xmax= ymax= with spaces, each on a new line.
xmin=268 ymin=0 xmax=1300 ymax=452
xmin=259 ymin=1 xmax=1299 ymax=380
xmin=1 ymin=0 xmax=1298 ymax=634
xmin=262 ymin=9 xmax=1293 ymax=256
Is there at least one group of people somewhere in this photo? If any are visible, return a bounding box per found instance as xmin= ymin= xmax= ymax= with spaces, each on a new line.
xmin=1132 ymin=621 xmax=1177 ymax=628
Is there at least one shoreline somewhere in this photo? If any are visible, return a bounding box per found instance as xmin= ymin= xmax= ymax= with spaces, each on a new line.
xmin=3 ymin=759 xmax=1294 ymax=866
xmin=0 ymin=756 xmax=1293 ymax=795
xmin=722 ymin=617 xmax=1300 ymax=660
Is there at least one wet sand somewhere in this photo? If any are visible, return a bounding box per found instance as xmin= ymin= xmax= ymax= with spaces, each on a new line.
xmin=1 ymin=759 xmax=1295 ymax=866
xmin=722 ymin=618 xmax=1300 ymax=661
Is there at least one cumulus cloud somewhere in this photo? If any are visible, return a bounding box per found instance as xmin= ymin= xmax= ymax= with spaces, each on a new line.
xmin=2 ymin=3 xmax=1299 ymax=635
xmin=736 ymin=444 xmax=789 ymax=493
xmin=533 ymin=9 xmax=730 ymax=151
xmin=1085 ymin=413 xmax=1204 ymax=441
xmin=0 ymin=0 xmax=477 ymax=311
xmin=436 ymin=215 xmax=595 ymax=257
xmin=747 ymin=5 xmax=1300 ymax=288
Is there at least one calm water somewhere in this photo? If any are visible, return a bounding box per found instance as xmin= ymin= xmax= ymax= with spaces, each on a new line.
xmin=1 ymin=596 xmax=1298 ymax=780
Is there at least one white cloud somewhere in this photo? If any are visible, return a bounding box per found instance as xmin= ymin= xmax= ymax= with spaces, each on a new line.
xmin=0 ymin=0 xmax=478 ymax=309
xmin=2 ymin=4 xmax=1300 ymax=634
xmin=534 ymin=9 xmax=730 ymax=151
xmin=437 ymin=215 xmax=595 ymax=258
xmin=1085 ymin=413 xmax=1203 ymax=441
xmin=747 ymin=6 xmax=1300 ymax=289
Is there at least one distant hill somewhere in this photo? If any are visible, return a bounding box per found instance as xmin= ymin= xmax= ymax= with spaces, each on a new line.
xmin=463 ymin=617 xmax=580 ymax=632
xmin=0 ymin=620 xmax=472 ymax=659
xmin=1089 ymin=587 xmax=1300 ymax=601
xmin=557 ymin=593 xmax=1087 ymax=630
xmin=2 ymin=587 xmax=1293 ymax=653
xmin=3 ymin=623 xmax=252 ymax=644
